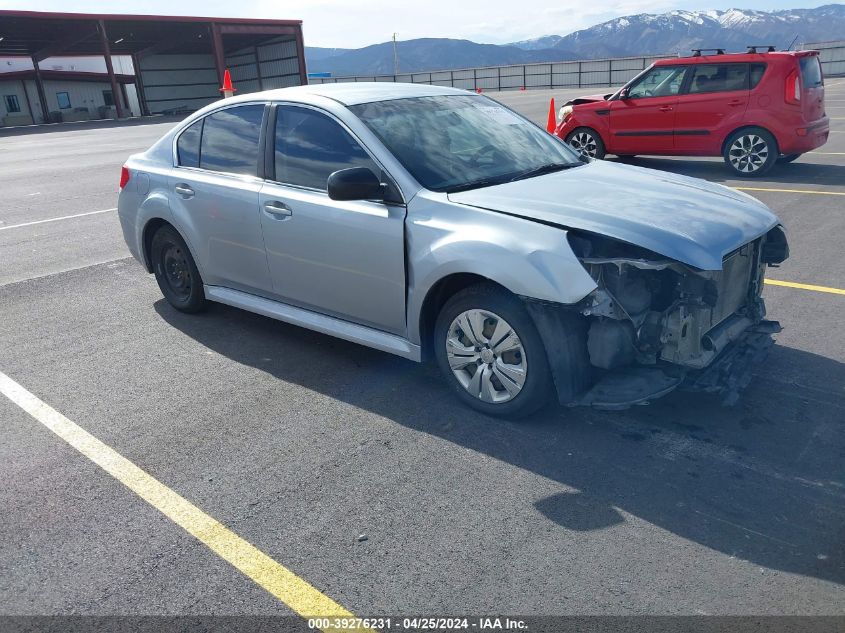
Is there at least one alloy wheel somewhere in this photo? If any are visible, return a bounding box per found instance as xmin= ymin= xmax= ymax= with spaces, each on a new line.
xmin=568 ymin=131 xmax=598 ymax=158
xmin=445 ymin=309 xmax=527 ymax=404
xmin=728 ymin=134 xmax=769 ymax=174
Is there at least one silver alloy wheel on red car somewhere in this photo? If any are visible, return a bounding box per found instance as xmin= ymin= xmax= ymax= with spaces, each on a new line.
xmin=567 ymin=131 xmax=600 ymax=158
xmin=727 ymin=133 xmax=770 ymax=174
xmin=445 ymin=309 xmax=527 ymax=403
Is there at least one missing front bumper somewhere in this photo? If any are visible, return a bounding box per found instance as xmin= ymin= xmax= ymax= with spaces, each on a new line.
xmin=572 ymin=319 xmax=781 ymax=410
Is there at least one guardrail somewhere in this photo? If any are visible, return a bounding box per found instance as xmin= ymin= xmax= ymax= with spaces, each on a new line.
xmin=309 ymin=43 xmax=845 ymax=90
xmin=805 ymin=41 xmax=845 ymax=78
xmin=308 ymin=55 xmax=668 ymax=91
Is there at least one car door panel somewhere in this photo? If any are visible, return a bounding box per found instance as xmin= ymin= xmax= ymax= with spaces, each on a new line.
xmin=609 ymin=96 xmax=677 ymax=154
xmin=259 ymin=104 xmax=407 ymax=335
xmin=607 ymin=65 xmax=687 ymax=154
xmin=259 ymin=183 xmax=407 ymax=334
xmin=674 ymin=63 xmax=750 ymax=154
xmin=168 ymin=169 xmax=271 ymax=293
xmin=168 ymin=103 xmax=272 ymax=294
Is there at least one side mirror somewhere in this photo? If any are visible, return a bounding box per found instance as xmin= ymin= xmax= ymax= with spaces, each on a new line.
xmin=327 ymin=167 xmax=384 ymax=201
xmin=618 ymin=87 xmax=630 ymax=100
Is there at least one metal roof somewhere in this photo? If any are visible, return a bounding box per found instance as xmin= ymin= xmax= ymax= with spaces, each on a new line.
xmin=0 ymin=10 xmax=303 ymax=58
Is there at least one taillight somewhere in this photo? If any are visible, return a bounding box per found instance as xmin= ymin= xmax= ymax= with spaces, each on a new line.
xmin=785 ymin=70 xmax=801 ymax=105
xmin=119 ymin=165 xmax=131 ymax=190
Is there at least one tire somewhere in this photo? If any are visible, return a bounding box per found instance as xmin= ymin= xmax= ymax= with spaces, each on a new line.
xmin=777 ymin=153 xmax=802 ymax=164
xmin=565 ymin=127 xmax=606 ymax=160
xmin=151 ymin=224 xmax=207 ymax=313
xmin=433 ymin=283 xmax=554 ymax=418
xmin=723 ymin=127 xmax=778 ymax=177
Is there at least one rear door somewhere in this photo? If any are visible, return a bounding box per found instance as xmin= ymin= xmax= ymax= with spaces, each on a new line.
xmin=609 ymin=65 xmax=687 ymax=154
xmin=799 ymin=54 xmax=825 ymax=124
xmin=169 ymin=103 xmax=273 ymax=294
xmin=673 ymin=63 xmax=751 ymax=154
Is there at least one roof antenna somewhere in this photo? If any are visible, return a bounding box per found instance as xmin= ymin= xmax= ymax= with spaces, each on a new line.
xmin=787 ymin=34 xmax=799 ymax=51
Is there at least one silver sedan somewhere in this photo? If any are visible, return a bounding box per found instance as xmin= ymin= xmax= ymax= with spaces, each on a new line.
xmin=118 ymin=83 xmax=788 ymax=417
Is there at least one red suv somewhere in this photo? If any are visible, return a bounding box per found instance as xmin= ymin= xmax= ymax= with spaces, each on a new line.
xmin=555 ymin=49 xmax=829 ymax=177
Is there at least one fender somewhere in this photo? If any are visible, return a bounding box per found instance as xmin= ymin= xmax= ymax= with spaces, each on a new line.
xmin=405 ymin=195 xmax=597 ymax=346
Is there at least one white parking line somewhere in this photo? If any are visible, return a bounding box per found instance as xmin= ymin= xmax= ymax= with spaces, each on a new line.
xmin=0 ymin=208 xmax=116 ymax=231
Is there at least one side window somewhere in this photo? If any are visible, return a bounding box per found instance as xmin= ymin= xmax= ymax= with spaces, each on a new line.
xmin=274 ymin=105 xmax=380 ymax=191
xmin=749 ymin=63 xmax=767 ymax=89
xmin=199 ymin=104 xmax=265 ymax=176
xmin=627 ymin=66 xmax=687 ymax=99
xmin=56 ymin=92 xmax=71 ymax=109
xmin=177 ymin=119 xmax=202 ymax=168
xmin=688 ymin=64 xmax=748 ymax=94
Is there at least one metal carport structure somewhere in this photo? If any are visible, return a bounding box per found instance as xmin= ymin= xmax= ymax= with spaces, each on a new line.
xmin=0 ymin=10 xmax=307 ymax=121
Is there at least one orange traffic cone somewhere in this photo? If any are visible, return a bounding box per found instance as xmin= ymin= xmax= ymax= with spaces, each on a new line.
xmin=476 ymin=87 xmax=483 ymax=93
xmin=546 ymin=97 xmax=556 ymax=133
xmin=219 ymin=69 xmax=237 ymax=98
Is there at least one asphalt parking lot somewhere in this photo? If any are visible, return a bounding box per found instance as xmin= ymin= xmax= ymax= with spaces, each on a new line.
xmin=1 ymin=82 xmax=844 ymax=625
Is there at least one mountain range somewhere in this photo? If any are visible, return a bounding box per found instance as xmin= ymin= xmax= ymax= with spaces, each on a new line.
xmin=305 ymin=4 xmax=845 ymax=76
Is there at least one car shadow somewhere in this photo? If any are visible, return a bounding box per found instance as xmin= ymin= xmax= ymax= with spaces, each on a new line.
xmin=154 ymin=299 xmax=845 ymax=585
xmin=609 ymin=156 xmax=845 ymax=188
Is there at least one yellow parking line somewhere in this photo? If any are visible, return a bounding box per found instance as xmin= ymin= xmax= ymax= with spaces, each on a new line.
xmin=735 ymin=187 xmax=845 ymax=196
xmin=765 ymin=279 xmax=845 ymax=295
xmin=808 ymin=151 xmax=845 ymax=155
xmin=0 ymin=370 xmax=365 ymax=632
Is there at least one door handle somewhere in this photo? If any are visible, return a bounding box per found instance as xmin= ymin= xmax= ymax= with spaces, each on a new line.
xmin=263 ymin=201 xmax=292 ymax=218
xmin=728 ymin=100 xmax=745 ymax=107
xmin=658 ymin=105 xmax=673 ymax=112
xmin=174 ymin=184 xmax=194 ymax=198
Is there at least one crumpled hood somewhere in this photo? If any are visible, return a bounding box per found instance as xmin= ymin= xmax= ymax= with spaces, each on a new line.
xmin=448 ymin=160 xmax=779 ymax=270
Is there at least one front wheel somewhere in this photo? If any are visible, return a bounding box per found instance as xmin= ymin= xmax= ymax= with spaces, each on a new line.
xmin=723 ymin=128 xmax=778 ymax=177
xmin=565 ymin=127 xmax=606 ymax=160
xmin=434 ymin=284 xmax=554 ymax=418
xmin=151 ymin=224 xmax=207 ymax=313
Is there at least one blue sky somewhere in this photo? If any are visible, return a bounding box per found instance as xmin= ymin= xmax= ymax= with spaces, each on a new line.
xmin=1 ymin=0 xmax=835 ymax=48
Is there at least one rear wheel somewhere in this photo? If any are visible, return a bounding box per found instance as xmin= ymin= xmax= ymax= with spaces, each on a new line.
xmin=565 ymin=127 xmax=606 ymax=160
xmin=723 ymin=128 xmax=777 ymax=177
xmin=777 ymin=153 xmax=802 ymax=164
xmin=151 ymin=224 xmax=206 ymax=313
xmin=434 ymin=284 xmax=554 ymax=418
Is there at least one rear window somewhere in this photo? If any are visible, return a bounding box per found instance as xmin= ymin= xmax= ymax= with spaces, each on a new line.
xmin=688 ymin=63 xmax=748 ymax=94
xmin=749 ymin=63 xmax=766 ymax=89
xmin=199 ymin=105 xmax=265 ymax=176
xmin=177 ymin=119 xmax=202 ymax=168
xmin=799 ymin=56 xmax=823 ymax=88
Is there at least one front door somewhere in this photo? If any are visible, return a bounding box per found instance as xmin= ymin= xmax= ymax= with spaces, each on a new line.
xmin=258 ymin=104 xmax=407 ymax=335
xmin=609 ymin=65 xmax=688 ymax=154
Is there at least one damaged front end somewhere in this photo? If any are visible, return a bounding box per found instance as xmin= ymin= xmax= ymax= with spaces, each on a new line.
xmin=568 ymin=226 xmax=788 ymax=409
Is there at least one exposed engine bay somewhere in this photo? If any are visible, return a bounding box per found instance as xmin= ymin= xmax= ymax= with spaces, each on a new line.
xmin=566 ymin=226 xmax=789 ymax=408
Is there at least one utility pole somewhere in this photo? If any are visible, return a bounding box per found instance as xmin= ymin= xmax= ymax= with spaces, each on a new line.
xmin=392 ymin=33 xmax=399 ymax=75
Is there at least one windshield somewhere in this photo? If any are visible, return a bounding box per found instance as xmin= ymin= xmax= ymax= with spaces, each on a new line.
xmin=349 ymin=95 xmax=581 ymax=193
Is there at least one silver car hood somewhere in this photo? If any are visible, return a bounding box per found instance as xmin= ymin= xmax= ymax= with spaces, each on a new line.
xmin=448 ymin=161 xmax=779 ymax=270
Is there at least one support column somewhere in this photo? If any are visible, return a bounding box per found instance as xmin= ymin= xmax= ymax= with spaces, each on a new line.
xmin=30 ymin=58 xmax=49 ymax=123
xmin=295 ymin=25 xmax=308 ymax=86
xmin=131 ymin=54 xmax=150 ymax=116
xmin=98 ymin=19 xmax=126 ymax=119
xmin=21 ymin=79 xmax=36 ymax=124
xmin=210 ymin=23 xmax=226 ymax=87
xmin=253 ymin=46 xmax=264 ymax=90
